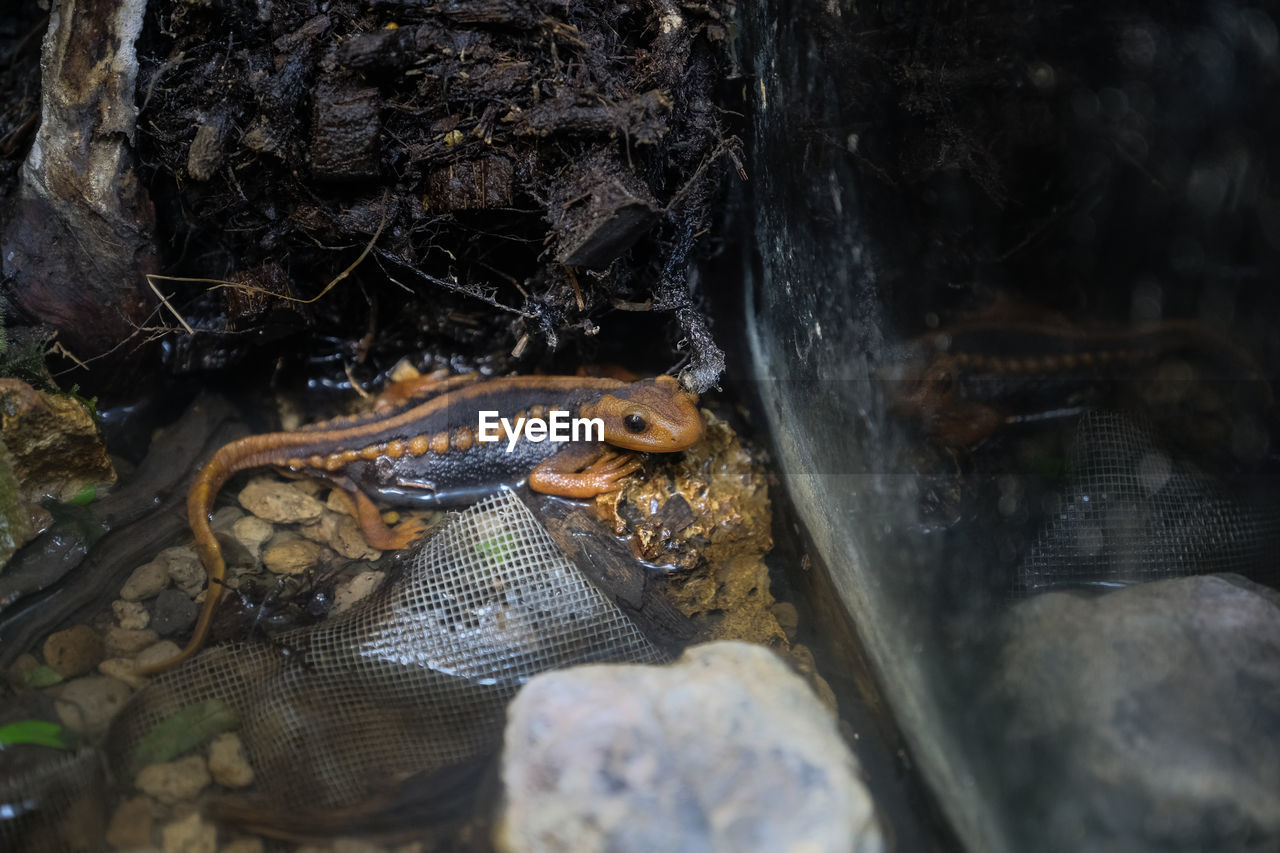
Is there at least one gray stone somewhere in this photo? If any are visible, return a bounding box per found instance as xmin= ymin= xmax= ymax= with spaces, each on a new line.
xmin=152 ymin=588 xmax=199 ymax=637
xmin=991 ymin=574 xmax=1280 ymax=852
xmin=54 ymin=675 xmax=133 ymax=736
xmin=498 ymin=641 xmax=881 ymax=853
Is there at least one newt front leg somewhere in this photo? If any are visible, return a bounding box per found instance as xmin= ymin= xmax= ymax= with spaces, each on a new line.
xmin=528 ymin=444 xmax=642 ymax=498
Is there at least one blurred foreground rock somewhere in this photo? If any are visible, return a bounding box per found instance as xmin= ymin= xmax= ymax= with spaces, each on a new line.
xmin=498 ymin=641 xmax=882 ymax=853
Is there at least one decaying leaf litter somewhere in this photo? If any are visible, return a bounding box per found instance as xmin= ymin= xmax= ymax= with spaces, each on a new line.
xmin=137 ymin=0 xmax=738 ymax=391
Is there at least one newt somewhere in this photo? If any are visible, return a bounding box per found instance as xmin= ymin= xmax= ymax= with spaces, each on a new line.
xmin=891 ymin=315 xmax=1275 ymax=447
xmin=139 ymin=374 xmax=703 ymax=674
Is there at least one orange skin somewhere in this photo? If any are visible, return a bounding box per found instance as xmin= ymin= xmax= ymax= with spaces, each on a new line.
xmin=139 ymin=374 xmax=703 ymax=675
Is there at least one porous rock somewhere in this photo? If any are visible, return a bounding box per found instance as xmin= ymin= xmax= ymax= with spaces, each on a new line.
xmin=208 ymin=732 xmax=254 ymax=788
xmin=42 ymin=624 xmax=104 ymax=677
xmin=160 ymin=545 xmax=207 ymax=597
xmin=991 ymin=574 xmax=1280 ymax=851
xmin=113 ymin=598 xmax=150 ymax=630
xmin=137 ymin=755 xmax=212 ymax=804
xmin=498 ymin=641 xmax=881 ymax=853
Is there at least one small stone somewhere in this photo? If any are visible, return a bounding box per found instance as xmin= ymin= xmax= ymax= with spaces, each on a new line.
xmin=113 ymin=598 xmax=151 ymax=630
xmin=54 ymin=675 xmax=133 ymax=736
xmin=238 ymin=477 xmax=325 ymax=524
xmin=121 ymin=560 xmax=171 ymax=600
xmin=326 ymin=488 xmax=357 ymax=516
xmin=771 ymin=601 xmax=799 ymax=639
xmin=160 ymin=546 xmax=206 ymax=597
xmin=220 ymin=840 xmax=265 ymax=853
xmin=152 ymin=588 xmax=199 ymax=637
xmin=333 ymin=570 xmax=385 ymax=613
xmin=290 ymin=478 xmax=326 ymax=497
xmin=161 ymin=810 xmax=217 ymax=853
xmin=43 ymin=625 xmax=105 ymax=678
xmin=106 ymin=795 xmax=157 ymax=848
xmin=210 ymin=505 xmax=245 ymax=532
xmin=297 ymin=511 xmax=339 ymax=544
xmin=231 ymin=515 xmax=273 ymax=558
xmin=135 ymin=641 xmax=183 ymax=669
xmin=98 ymin=657 xmax=147 ymax=688
xmin=5 ymin=652 xmax=40 ymax=689
xmin=330 ymin=514 xmax=381 ymax=560
xmin=262 ymin=532 xmax=324 ymax=575
xmin=208 ymin=732 xmax=254 ymax=788
xmin=104 ymin=626 xmax=160 ymax=657
xmin=137 ymin=755 xmax=212 ymax=804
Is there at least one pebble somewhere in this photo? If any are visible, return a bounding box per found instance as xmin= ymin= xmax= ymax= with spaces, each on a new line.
xmin=208 ymin=732 xmax=255 ymax=788
xmin=210 ymin=505 xmax=245 ymax=532
xmin=498 ymin=641 xmax=881 ymax=853
xmin=98 ymin=657 xmax=147 ymax=688
xmin=42 ymin=624 xmax=104 ymax=678
xmin=5 ymin=652 xmax=41 ymax=689
xmin=161 ymin=810 xmax=218 ymax=853
xmin=333 ymin=570 xmax=385 ymax=613
xmin=113 ymin=598 xmax=151 ymax=630
xmin=262 ymin=532 xmax=324 ymax=575
xmin=326 ymin=489 xmax=357 ymax=516
xmin=238 ymin=477 xmax=325 ymax=524
xmin=152 ymin=588 xmax=199 ymax=637
xmin=231 ymin=515 xmax=273 ymax=559
xmin=54 ymin=675 xmax=133 ymax=736
xmin=106 ymin=795 xmax=157 ymax=848
xmin=136 ymin=755 xmax=212 ymax=804
xmin=771 ymin=600 xmax=800 ymax=639
xmin=298 ymin=511 xmax=339 ymax=545
xmin=121 ymin=560 xmax=172 ymax=600
xmin=330 ymin=514 xmax=382 ymax=560
xmin=160 ymin=546 xmax=206 ymax=597
xmin=104 ymin=626 xmax=160 ymax=657
xmin=135 ymin=640 xmax=183 ymax=670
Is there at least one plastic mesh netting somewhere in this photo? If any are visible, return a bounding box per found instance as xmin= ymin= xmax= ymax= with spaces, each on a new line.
xmin=1015 ymin=410 xmax=1280 ymax=593
xmin=107 ymin=489 xmax=664 ymax=813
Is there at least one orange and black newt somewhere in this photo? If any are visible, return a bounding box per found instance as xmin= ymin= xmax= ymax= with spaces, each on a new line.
xmin=891 ymin=316 xmax=1275 ymax=447
xmin=140 ymin=373 xmax=703 ymax=674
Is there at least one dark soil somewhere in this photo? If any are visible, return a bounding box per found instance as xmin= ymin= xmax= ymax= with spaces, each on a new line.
xmin=126 ymin=0 xmax=739 ymax=396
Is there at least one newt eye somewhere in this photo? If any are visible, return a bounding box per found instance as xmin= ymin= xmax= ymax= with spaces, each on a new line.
xmin=623 ymin=413 xmax=647 ymax=434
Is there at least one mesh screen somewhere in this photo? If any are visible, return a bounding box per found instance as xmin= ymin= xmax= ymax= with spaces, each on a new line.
xmin=1016 ymin=410 xmax=1280 ymax=593
xmin=0 ymin=747 xmax=105 ymax=853
xmin=107 ymin=489 xmax=664 ymax=814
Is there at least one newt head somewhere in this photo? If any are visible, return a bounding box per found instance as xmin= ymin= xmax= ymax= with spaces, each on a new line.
xmin=581 ymin=375 xmax=704 ymax=451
